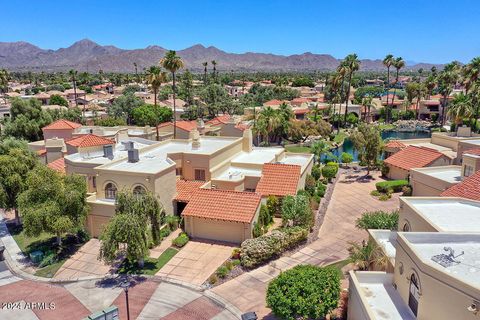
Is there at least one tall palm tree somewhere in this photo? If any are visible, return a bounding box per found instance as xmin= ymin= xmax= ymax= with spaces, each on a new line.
xmin=145 ymin=66 xmax=168 ymax=140
xmin=447 ymin=92 xmax=474 ymax=127
xmin=211 ymin=60 xmax=217 ymax=81
xmin=414 ymin=82 xmax=425 ymax=120
xmin=202 ymin=62 xmax=208 ymax=84
xmin=463 ymin=57 xmax=480 ymax=94
xmin=438 ymin=62 xmax=461 ymax=125
xmin=69 ymin=69 xmax=79 ymax=108
xmin=382 ymin=54 xmax=394 ymax=107
xmin=160 ymin=51 xmax=184 ymax=139
xmin=342 ymin=54 xmax=360 ymax=125
xmin=361 ymin=96 xmax=374 ymax=123
xmin=389 ymin=57 xmax=405 ymax=122
xmin=0 ymin=69 xmax=9 ymax=104
xmin=256 ymin=107 xmax=281 ymax=145
xmin=133 ymin=62 xmax=139 ymax=84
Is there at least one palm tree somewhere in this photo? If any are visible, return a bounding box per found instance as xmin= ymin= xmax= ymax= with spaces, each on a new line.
xmin=133 ymin=62 xmax=139 ymax=84
xmin=160 ymin=51 xmax=184 ymax=139
xmin=342 ymin=54 xmax=360 ymax=125
xmin=145 ymin=66 xmax=167 ymax=140
xmin=438 ymin=62 xmax=461 ymax=125
xmin=311 ymin=140 xmax=331 ymax=164
xmin=463 ymin=57 xmax=480 ymax=94
xmin=202 ymin=62 xmax=208 ymax=84
xmin=448 ymin=93 xmax=474 ymax=128
xmin=348 ymin=240 xmax=388 ymax=271
xmin=0 ymin=69 xmax=9 ymax=104
xmin=382 ymin=54 xmax=394 ymax=107
xmin=211 ymin=60 xmax=217 ymax=81
xmin=389 ymin=57 xmax=405 ymax=122
xmin=256 ymin=107 xmax=281 ymax=145
xmin=69 ymin=69 xmax=79 ymax=108
xmin=414 ymin=82 xmax=426 ymax=120
xmin=361 ymin=96 xmax=375 ymax=123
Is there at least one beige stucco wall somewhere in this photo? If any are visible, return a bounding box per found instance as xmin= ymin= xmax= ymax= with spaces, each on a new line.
xmin=398 ymin=200 xmax=439 ymax=232
xmin=462 ymin=155 xmax=480 ymax=176
xmin=410 ymin=168 xmax=459 ymax=197
xmin=43 ymin=128 xmax=75 ymax=141
xmin=393 ymin=241 xmax=479 ymax=320
xmin=220 ymin=124 xmax=244 ymax=137
xmin=387 ymin=166 xmax=409 ymax=180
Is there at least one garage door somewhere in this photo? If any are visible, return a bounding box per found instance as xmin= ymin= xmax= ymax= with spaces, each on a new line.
xmin=189 ymin=218 xmax=245 ymax=244
xmin=89 ymin=215 xmax=111 ymax=238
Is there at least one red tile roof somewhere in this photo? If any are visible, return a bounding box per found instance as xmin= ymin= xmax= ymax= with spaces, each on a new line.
xmin=463 ymin=149 xmax=480 ymax=156
xmin=206 ymin=115 xmax=231 ymax=126
xmin=47 ymin=158 xmax=66 ymax=174
xmin=37 ymin=148 xmax=47 ymax=156
xmin=256 ymin=163 xmax=301 ymax=197
xmin=157 ymin=120 xmax=197 ymax=132
xmin=385 ymin=140 xmax=406 ymax=149
xmin=42 ymin=119 xmax=82 ymax=130
xmin=66 ymin=134 xmax=115 ymax=148
xmin=384 ymin=146 xmax=445 ymax=171
xmin=235 ymin=123 xmax=250 ymax=131
xmin=291 ymin=98 xmax=310 ymax=104
xmin=263 ymin=99 xmax=284 ymax=106
xmin=174 ymin=180 xmax=205 ymax=202
xmin=441 ymin=171 xmax=480 ymax=200
xmin=182 ymin=189 xmax=261 ymax=223
xmin=293 ymin=108 xmax=309 ymax=115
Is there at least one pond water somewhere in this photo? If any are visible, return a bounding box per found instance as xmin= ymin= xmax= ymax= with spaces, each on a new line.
xmin=327 ymin=130 xmax=431 ymax=162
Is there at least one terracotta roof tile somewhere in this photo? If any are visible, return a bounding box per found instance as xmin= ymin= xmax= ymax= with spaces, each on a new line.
xmin=157 ymin=120 xmax=197 ymax=132
xmin=182 ymin=189 xmax=261 ymax=223
xmin=42 ymin=119 xmax=82 ymax=130
xmin=385 ymin=140 xmax=406 ymax=149
xmin=174 ymin=180 xmax=205 ymax=202
xmin=441 ymin=171 xmax=480 ymax=200
xmin=384 ymin=146 xmax=445 ymax=171
xmin=263 ymin=99 xmax=284 ymax=106
xmin=206 ymin=115 xmax=231 ymax=126
xmin=37 ymin=148 xmax=47 ymax=156
xmin=293 ymin=108 xmax=310 ymax=115
xmin=256 ymin=163 xmax=301 ymax=197
xmin=47 ymin=158 xmax=66 ymax=174
xmin=463 ymin=149 xmax=480 ymax=156
xmin=65 ymin=134 xmax=115 ymax=148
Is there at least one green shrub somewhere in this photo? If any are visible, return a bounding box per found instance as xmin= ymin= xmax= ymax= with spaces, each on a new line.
xmin=321 ymin=165 xmax=337 ymax=182
xmin=370 ymin=190 xmax=381 ymax=196
xmin=258 ymin=204 xmax=272 ymax=227
xmin=356 ymin=210 xmax=399 ymax=230
xmin=38 ymin=252 xmax=56 ymax=268
xmin=224 ymin=261 xmax=234 ymax=271
xmin=281 ymin=195 xmax=313 ymax=228
xmin=241 ymin=227 xmax=308 ymax=268
xmin=316 ymin=182 xmax=326 ymax=197
xmin=172 ymin=233 xmax=189 ymax=248
xmin=160 ymin=226 xmax=171 ymax=238
xmin=253 ymin=222 xmax=263 ymax=238
xmin=231 ymin=248 xmax=241 ymax=259
xmin=266 ymin=195 xmax=281 ymax=217
xmin=305 ymin=174 xmax=316 ymax=195
xmin=311 ymin=164 xmax=321 ymax=181
xmin=379 ymin=193 xmax=392 ymax=201
xmin=266 ymin=265 xmax=341 ymax=320
xmin=375 ymin=180 xmax=409 ymax=193
xmin=165 ymin=215 xmax=180 ymax=230
xmin=216 ymin=266 xmax=229 ymax=278
xmin=381 ymin=162 xmax=390 ymax=177
xmin=76 ymin=229 xmax=91 ymax=243
xmin=341 ymin=152 xmax=353 ymax=165
xmin=209 ymin=275 xmax=218 ymax=284
xmin=231 ymin=259 xmax=241 ymax=267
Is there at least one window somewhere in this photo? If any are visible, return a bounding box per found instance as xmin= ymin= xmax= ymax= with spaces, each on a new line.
xmin=403 ymin=222 xmax=410 ymax=232
xmin=92 ymin=176 xmax=96 ymax=188
xmin=194 ymin=169 xmax=206 ymax=181
xmin=464 ymin=165 xmax=474 ymax=177
xmin=245 ymin=188 xmax=256 ymax=192
xmin=408 ymin=273 xmax=420 ymax=316
xmin=133 ymin=185 xmax=146 ymax=196
xmin=105 ymin=183 xmax=117 ymax=199
xmin=176 ymin=168 xmax=183 ymax=176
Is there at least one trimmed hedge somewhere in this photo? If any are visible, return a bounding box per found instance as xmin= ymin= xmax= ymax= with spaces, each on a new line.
xmin=375 ymin=180 xmax=409 ymax=193
xmin=241 ymin=227 xmax=308 ymax=268
xmin=172 ymin=232 xmax=189 ymax=248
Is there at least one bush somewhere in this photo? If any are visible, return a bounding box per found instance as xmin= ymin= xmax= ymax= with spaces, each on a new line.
xmin=379 ymin=193 xmax=392 ymax=201
xmin=321 ymin=165 xmax=337 ymax=182
xmin=370 ymin=190 xmax=381 ymax=197
xmin=241 ymin=227 xmax=308 ymax=268
xmin=165 ymin=215 xmax=180 ymax=230
xmin=381 ymin=162 xmax=390 ymax=177
xmin=305 ymin=174 xmax=316 ymax=195
xmin=258 ymin=204 xmax=272 ymax=227
xmin=311 ymin=164 xmax=321 ymax=181
xmin=224 ymin=261 xmax=234 ymax=271
xmin=76 ymin=229 xmax=91 ymax=243
xmin=375 ymin=180 xmax=409 ymax=193
xmin=231 ymin=248 xmax=241 ymax=259
xmin=266 ymin=195 xmax=281 ymax=217
xmin=38 ymin=252 xmax=56 ymax=268
xmin=231 ymin=259 xmax=241 ymax=267
xmin=266 ymin=265 xmax=341 ymax=320
xmin=160 ymin=226 xmax=171 ymax=239
xmin=208 ymin=275 xmax=218 ymax=284
xmin=356 ymin=210 xmax=399 ymax=230
xmin=341 ymin=152 xmax=353 ymax=165
xmin=316 ymin=182 xmax=326 ymax=198
xmin=172 ymin=233 xmax=189 ymax=248
xmin=253 ymin=222 xmax=263 ymax=238
xmin=281 ymin=195 xmax=313 ymax=228
xmin=402 ymin=185 xmax=412 ymax=196
xmin=216 ymin=266 xmax=229 ymax=278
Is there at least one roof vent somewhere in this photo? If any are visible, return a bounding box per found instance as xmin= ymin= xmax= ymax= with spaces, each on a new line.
xmin=431 ymin=246 xmax=464 ymax=268
xmin=89 ymin=128 xmax=93 ymax=134
xmin=128 ymin=148 xmax=139 ymax=163
xmin=122 ymin=141 xmax=134 ymax=151
xmin=103 ymin=145 xmax=114 ymax=160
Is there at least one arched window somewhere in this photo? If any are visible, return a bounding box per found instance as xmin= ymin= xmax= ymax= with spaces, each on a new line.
xmin=133 ymin=185 xmax=146 ymax=196
xmin=403 ymin=221 xmax=411 ymax=232
xmin=105 ymin=183 xmax=117 ymax=199
xmin=408 ymin=273 xmax=420 ymax=316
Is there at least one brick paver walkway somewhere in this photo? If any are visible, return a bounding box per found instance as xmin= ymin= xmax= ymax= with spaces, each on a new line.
xmin=210 ymin=170 xmax=400 ymax=318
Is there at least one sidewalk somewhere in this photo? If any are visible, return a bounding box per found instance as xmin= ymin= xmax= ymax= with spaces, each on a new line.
xmin=149 ymin=228 xmax=182 ymax=259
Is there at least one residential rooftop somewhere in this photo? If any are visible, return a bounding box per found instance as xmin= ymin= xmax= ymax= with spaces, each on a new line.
xmin=411 ymin=166 xmax=462 ymax=184
xmin=441 ymin=171 xmax=480 ymax=200
xmin=401 ymin=197 xmax=480 ymax=232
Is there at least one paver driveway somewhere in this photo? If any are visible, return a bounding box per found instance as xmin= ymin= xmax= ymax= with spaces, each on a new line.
xmin=210 ymin=170 xmax=400 ymax=318
xmin=156 ymin=240 xmax=235 ymax=285
xmin=54 ymin=239 xmax=113 ymax=280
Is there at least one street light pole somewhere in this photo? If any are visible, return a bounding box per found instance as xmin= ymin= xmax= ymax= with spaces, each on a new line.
xmin=122 ymin=280 xmax=131 ymax=320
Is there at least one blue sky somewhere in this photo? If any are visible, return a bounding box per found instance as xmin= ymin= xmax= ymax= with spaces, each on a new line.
xmin=2 ymin=0 xmax=480 ymax=63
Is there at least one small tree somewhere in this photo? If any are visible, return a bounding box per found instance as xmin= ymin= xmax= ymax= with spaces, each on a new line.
xmin=321 ymin=164 xmax=337 ymax=182
xmin=350 ymin=123 xmax=383 ymax=175
xmin=341 ymin=152 xmax=353 ymax=166
xmin=266 ymin=195 xmax=281 ymax=217
xmin=355 ymin=210 xmax=399 ymax=230
xmin=267 ymin=265 xmax=341 ymax=320
xmin=49 ymin=94 xmax=69 ymax=107
xmin=99 ymin=190 xmax=165 ymax=267
xmin=18 ymin=166 xmax=88 ymax=245
xmin=281 ymin=195 xmax=313 ymax=228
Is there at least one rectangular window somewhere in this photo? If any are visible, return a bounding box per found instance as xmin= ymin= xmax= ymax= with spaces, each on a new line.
xmin=92 ymin=176 xmax=96 ymax=188
xmin=194 ymin=169 xmax=206 ymax=181
xmin=176 ymin=168 xmax=183 ymax=176
xmin=464 ymin=165 xmax=474 ymax=177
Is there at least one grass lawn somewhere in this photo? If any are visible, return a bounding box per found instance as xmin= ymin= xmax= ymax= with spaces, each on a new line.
xmin=377 ymin=123 xmax=396 ymax=131
xmin=285 ymin=145 xmax=312 ymax=153
xmin=6 ymin=223 xmax=86 ymax=278
xmin=118 ymin=247 xmax=179 ymax=275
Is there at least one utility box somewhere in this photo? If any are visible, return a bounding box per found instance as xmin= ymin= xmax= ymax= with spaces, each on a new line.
xmin=82 ymin=306 xmax=119 ymax=320
xmin=29 ymin=250 xmax=43 ymax=264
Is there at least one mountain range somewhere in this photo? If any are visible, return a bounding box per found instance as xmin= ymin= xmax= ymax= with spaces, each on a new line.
xmin=0 ymin=39 xmax=440 ymax=73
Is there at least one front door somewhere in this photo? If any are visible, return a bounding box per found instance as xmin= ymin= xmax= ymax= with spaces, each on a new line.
xmin=408 ymin=273 xmax=420 ymax=316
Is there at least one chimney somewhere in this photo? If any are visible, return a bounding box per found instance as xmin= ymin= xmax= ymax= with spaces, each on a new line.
xmin=197 ymin=118 xmax=205 ymax=135
xmin=103 ymin=145 xmax=114 ymax=159
xmin=190 ymin=129 xmax=201 ymax=149
xmin=127 ymin=148 xmax=139 ymax=163
xmin=242 ymin=128 xmax=253 ymax=152
xmin=122 ymin=141 xmax=134 ymax=151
